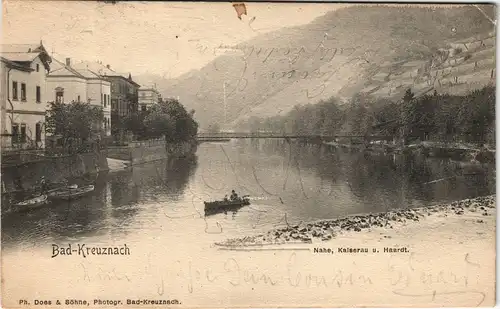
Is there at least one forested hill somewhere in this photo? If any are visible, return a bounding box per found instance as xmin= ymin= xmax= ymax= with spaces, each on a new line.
xmin=135 ymin=4 xmax=496 ymax=129
xmin=237 ymin=85 xmax=495 ymax=147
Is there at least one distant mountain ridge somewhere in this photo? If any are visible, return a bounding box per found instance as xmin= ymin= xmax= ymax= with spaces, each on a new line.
xmin=134 ymin=4 xmax=496 ymax=129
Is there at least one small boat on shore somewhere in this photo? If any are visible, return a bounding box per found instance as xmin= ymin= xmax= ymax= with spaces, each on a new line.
xmin=48 ymin=185 xmax=95 ymax=201
xmin=14 ymin=194 xmax=48 ymax=209
xmin=204 ymin=195 xmax=251 ymax=213
xmin=46 ymin=184 xmax=78 ymax=198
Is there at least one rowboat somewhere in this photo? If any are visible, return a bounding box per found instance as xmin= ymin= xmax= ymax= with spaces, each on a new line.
xmin=204 ymin=195 xmax=250 ymax=213
xmin=49 ymin=185 xmax=95 ymax=201
xmin=14 ymin=194 xmax=48 ymax=209
xmin=46 ymin=184 xmax=78 ymax=198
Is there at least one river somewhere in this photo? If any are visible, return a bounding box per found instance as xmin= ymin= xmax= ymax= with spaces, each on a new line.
xmin=1 ymin=139 xmax=496 ymax=306
xmin=2 ymin=139 xmax=495 ymax=251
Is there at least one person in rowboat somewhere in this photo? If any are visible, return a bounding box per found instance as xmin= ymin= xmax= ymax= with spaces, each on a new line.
xmin=230 ymin=190 xmax=239 ymax=201
xmin=39 ymin=176 xmax=49 ymax=194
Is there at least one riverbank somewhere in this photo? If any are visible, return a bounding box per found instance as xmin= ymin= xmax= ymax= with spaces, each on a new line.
xmin=107 ymin=139 xmax=197 ymax=166
xmin=216 ymin=195 xmax=496 ymax=247
xmin=1 ymin=150 xmax=108 ymax=195
xmin=324 ymin=140 xmax=495 ymax=163
xmin=213 ymin=195 xmax=496 ymax=307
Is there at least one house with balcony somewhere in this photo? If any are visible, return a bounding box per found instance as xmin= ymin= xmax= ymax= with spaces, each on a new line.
xmin=0 ymin=42 xmax=52 ymax=150
xmin=106 ymin=73 xmax=140 ymax=138
xmin=138 ymin=87 xmax=160 ymax=111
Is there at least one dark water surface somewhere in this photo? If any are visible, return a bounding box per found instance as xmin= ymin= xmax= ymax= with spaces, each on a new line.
xmin=2 ymin=139 xmax=495 ymax=250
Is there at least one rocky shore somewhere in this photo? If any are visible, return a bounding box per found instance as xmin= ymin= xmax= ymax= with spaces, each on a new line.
xmin=215 ymin=195 xmax=495 ymax=247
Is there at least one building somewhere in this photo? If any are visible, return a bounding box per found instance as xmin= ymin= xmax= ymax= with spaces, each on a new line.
xmin=107 ymin=73 xmax=140 ymax=126
xmin=46 ymin=58 xmax=112 ymax=136
xmin=138 ymin=87 xmax=160 ymax=111
xmin=0 ymin=43 xmax=52 ymax=149
xmin=72 ymin=61 xmax=140 ymax=137
xmin=67 ymin=59 xmax=112 ymax=136
xmin=46 ymin=58 xmax=88 ymax=104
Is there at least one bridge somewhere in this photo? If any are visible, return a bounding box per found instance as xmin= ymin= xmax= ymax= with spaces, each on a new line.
xmin=197 ymin=132 xmax=394 ymax=143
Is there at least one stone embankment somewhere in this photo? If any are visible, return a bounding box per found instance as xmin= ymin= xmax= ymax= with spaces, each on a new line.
xmin=107 ymin=140 xmax=197 ymax=166
xmin=216 ymin=195 xmax=495 ymax=247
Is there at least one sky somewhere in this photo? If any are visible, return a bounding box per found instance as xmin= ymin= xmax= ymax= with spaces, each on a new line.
xmin=2 ymin=1 xmax=343 ymax=79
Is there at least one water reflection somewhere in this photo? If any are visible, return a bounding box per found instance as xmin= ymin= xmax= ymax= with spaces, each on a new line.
xmin=2 ymin=155 xmax=199 ymax=248
xmin=204 ymin=205 xmax=246 ymax=217
xmin=252 ymin=140 xmax=495 ymax=211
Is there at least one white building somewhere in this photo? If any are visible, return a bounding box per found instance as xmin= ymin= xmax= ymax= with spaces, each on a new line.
xmin=0 ymin=43 xmax=51 ymax=149
xmin=73 ymin=62 xmax=112 ymax=136
xmin=138 ymin=87 xmax=160 ymax=111
xmin=46 ymin=58 xmax=112 ymax=136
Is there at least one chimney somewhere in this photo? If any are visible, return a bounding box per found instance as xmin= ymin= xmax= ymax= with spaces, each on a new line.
xmin=66 ymin=58 xmax=71 ymax=66
xmin=106 ymin=64 xmax=110 ymax=69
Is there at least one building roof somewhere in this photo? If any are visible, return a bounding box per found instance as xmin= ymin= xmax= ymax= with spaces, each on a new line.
xmin=0 ymin=57 xmax=34 ymax=72
xmin=74 ymin=67 xmax=101 ymax=79
xmin=74 ymin=61 xmax=117 ymax=77
xmin=104 ymin=74 xmax=141 ymax=87
xmin=0 ymin=53 xmax=38 ymax=62
xmin=72 ymin=61 xmax=140 ymax=86
xmin=71 ymin=65 xmax=105 ymax=80
xmin=47 ymin=58 xmax=85 ymax=79
xmin=0 ymin=42 xmax=52 ymax=71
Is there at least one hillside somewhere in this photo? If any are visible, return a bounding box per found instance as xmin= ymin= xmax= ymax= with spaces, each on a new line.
xmin=134 ymin=4 xmax=496 ymax=129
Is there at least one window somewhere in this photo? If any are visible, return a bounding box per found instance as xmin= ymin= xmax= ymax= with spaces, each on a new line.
xmin=11 ymin=124 xmax=19 ymax=144
xmin=12 ymin=81 xmax=18 ymax=100
xmin=21 ymin=83 xmax=26 ymax=101
xmin=36 ymin=86 xmax=41 ymax=103
xmin=55 ymin=89 xmax=64 ymax=103
xmin=101 ymin=94 xmax=103 ymax=105
xmin=104 ymin=119 xmax=107 ymax=130
xmin=20 ymin=124 xmax=26 ymax=143
xmin=36 ymin=64 xmax=39 ymax=72
xmin=104 ymin=94 xmax=107 ymax=107
xmin=35 ymin=123 xmax=42 ymax=142
xmin=141 ymin=105 xmax=147 ymax=111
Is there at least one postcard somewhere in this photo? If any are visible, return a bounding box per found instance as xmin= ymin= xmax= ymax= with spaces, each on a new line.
xmin=1 ymin=1 xmax=496 ymax=308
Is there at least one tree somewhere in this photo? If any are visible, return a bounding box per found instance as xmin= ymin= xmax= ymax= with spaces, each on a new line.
xmin=142 ymin=98 xmax=198 ymax=142
xmin=401 ymin=88 xmax=417 ymax=143
xmin=45 ymin=101 xmax=104 ymax=151
xmin=144 ymin=110 xmax=174 ymax=139
xmin=123 ymin=110 xmax=150 ymax=140
xmin=236 ymin=85 xmax=494 ymax=146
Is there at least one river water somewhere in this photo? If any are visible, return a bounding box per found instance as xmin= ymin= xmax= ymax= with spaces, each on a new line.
xmin=2 ymin=139 xmax=495 ymax=251
xmin=1 ymin=139 xmax=496 ymax=306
